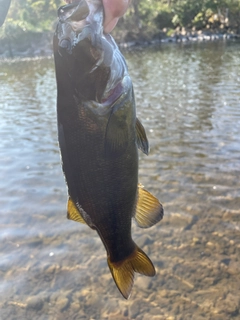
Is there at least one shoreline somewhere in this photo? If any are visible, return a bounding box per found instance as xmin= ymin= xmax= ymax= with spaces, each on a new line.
xmin=118 ymin=30 xmax=240 ymax=49
xmin=0 ymin=29 xmax=239 ymax=60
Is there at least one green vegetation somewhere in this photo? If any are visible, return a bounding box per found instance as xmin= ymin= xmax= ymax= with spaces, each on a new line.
xmin=0 ymin=0 xmax=63 ymax=39
xmin=0 ymin=0 xmax=240 ymax=48
xmin=122 ymin=0 xmax=240 ymax=33
xmin=114 ymin=0 xmax=240 ymax=42
xmin=171 ymin=0 xmax=240 ymax=30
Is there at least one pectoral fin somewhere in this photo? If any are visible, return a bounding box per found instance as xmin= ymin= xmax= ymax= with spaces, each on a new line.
xmin=134 ymin=184 xmax=164 ymax=228
xmin=67 ymin=197 xmax=86 ymax=224
xmin=135 ymin=118 xmax=149 ymax=155
xmin=105 ymin=104 xmax=129 ymax=157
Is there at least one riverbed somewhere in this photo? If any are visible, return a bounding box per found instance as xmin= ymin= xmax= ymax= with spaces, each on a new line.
xmin=0 ymin=40 xmax=240 ymax=320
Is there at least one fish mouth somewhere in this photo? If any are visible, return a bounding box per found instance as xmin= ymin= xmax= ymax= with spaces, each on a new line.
xmin=58 ymin=0 xmax=103 ymax=32
xmin=56 ymin=0 xmax=128 ymax=104
xmin=57 ymin=0 xmax=105 ymax=59
xmin=58 ymin=1 xmax=89 ymax=30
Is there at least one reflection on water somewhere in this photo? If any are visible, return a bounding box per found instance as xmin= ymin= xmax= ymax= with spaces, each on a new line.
xmin=0 ymin=41 xmax=240 ymax=320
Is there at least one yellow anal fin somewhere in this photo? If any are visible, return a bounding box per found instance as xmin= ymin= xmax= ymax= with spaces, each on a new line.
xmin=107 ymin=245 xmax=155 ymax=299
xmin=134 ymin=184 xmax=164 ymax=228
xmin=67 ymin=197 xmax=86 ymax=224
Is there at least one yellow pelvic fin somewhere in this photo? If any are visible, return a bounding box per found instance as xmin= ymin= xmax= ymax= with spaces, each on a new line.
xmin=107 ymin=246 xmax=155 ymax=299
xmin=134 ymin=184 xmax=164 ymax=228
xmin=67 ymin=198 xmax=86 ymax=224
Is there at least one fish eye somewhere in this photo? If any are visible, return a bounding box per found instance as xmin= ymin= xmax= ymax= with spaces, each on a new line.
xmin=60 ymin=38 xmax=72 ymax=52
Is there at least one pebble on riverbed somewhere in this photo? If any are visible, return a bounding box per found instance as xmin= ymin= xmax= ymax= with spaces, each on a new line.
xmin=26 ymin=296 xmax=44 ymax=311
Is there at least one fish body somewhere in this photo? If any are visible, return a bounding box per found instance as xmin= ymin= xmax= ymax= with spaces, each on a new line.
xmin=53 ymin=0 xmax=163 ymax=299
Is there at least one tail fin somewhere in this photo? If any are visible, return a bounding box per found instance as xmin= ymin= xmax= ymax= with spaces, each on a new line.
xmin=107 ymin=245 xmax=155 ymax=299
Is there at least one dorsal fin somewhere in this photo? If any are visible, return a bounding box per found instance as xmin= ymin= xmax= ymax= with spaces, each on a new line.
xmin=134 ymin=184 xmax=163 ymax=228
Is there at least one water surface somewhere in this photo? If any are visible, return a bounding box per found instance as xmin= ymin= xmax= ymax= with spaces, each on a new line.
xmin=0 ymin=41 xmax=240 ymax=320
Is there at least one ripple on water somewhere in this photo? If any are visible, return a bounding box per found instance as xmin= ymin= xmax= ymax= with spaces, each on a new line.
xmin=0 ymin=42 xmax=240 ymax=319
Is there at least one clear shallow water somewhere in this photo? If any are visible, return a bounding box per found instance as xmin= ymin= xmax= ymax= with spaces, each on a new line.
xmin=0 ymin=41 xmax=240 ymax=320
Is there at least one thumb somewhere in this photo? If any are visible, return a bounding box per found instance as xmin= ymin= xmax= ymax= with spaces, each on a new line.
xmin=103 ymin=0 xmax=130 ymax=33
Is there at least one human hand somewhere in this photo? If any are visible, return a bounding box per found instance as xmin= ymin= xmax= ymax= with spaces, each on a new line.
xmin=102 ymin=0 xmax=131 ymax=33
xmin=64 ymin=0 xmax=130 ymax=33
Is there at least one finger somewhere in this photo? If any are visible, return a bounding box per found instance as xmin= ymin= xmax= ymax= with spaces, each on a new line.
xmin=103 ymin=0 xmax=130 ymax=33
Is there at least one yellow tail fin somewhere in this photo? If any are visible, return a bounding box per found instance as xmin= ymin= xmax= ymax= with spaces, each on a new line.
xmin=107 ymin=246 xmax=155 ymax=299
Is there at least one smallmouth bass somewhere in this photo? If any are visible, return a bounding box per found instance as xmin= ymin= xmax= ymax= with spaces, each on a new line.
xmin=53 ymin=0 xmax=163 ymax=299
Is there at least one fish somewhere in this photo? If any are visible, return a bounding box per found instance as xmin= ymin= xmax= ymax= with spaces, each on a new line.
xmin=53 ymin=0 xmax=163 ymax=299
xmin=0 ymin=0 xmax=11 ymax=27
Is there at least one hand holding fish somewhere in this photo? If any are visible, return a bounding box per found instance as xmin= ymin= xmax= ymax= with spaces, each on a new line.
xmin=65 ymin=0 xmax=131 ymax=32
xmin=102 ymin=0 xmax=131 ymax=32
xmin=54 ymin=0 xmax=163 ymax=299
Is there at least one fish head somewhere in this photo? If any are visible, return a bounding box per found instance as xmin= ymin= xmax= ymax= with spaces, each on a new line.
xmin=54 ymin=0 xmax=128 ymax=104
xmin=56 ymin=0 xmax=102 ymax=53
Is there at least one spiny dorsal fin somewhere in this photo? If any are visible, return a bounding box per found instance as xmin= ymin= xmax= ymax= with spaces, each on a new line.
xmin=67 ymin=197 xmax=86 ymax=224
xmin=134 ymin=184 xmax=163 ymax=228
xmin=135 ymin=117 xmax=149 ymax=155
xmin=107 ymin=245 xmax=155 ymax=299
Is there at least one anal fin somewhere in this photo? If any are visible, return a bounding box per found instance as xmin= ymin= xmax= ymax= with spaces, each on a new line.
xmin=67 ymin=197 xmax=86 ymax=224
xmin=134 ymin=184 xmax=164 ymax=228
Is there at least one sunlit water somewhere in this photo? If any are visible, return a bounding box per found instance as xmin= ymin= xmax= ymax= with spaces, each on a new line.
xmin=0 ymin=41 xmax=240 ymax=320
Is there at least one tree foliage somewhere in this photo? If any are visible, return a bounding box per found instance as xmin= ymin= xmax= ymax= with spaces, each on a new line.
xmin=171 ymin=0 xmax=240 ymax=29
xmin=0 ymin=0 xmax=240 ymax=41
xmin=0 ymin=0 xmax=63 ymax=39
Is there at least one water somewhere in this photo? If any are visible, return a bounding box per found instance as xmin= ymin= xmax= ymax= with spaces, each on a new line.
xmin=0 ymin=41 xmax=240 ymax=320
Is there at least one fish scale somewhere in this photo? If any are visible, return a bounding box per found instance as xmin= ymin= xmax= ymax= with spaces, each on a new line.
xmin=53 ymin=0 xmax=163 ymax=299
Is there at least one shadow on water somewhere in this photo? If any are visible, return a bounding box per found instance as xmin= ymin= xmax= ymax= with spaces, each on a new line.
xmin=0 ymin=41 xmax=240 ymax=319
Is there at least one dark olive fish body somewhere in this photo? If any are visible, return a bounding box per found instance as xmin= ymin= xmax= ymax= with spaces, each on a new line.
xmin=53 ymin=0 xmax=163 ymax=299
xmin=57 ymin=78 xmax=138 ymax=263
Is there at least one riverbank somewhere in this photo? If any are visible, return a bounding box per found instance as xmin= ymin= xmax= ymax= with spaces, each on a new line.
xmin=0 ymin=28 xmax=239 ymax=59
xmin=117 ymin=28 xmax=240 ymax=49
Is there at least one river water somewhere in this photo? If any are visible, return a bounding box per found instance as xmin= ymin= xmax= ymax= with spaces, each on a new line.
xmin=0 ymin=40 xmax=240 ymax=320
